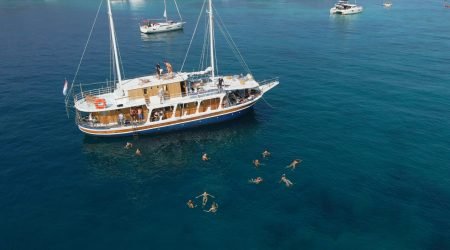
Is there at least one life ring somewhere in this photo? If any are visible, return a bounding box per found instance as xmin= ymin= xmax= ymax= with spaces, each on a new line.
xmin=94 ymin=98 xmax=107 ymax=109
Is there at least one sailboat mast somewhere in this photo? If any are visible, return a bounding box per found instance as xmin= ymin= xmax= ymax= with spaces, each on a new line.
xmin=107 ymin=0 xmax=122 ymax=83
xmin=164 ymin=0 xmax=168 ymax=22
xmin=208 ymin=0 xmax=215 ymax=81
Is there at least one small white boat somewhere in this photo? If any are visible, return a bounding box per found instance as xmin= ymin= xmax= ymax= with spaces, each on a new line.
xmin=330 ymin=0 xmax=363 ymax=15
xmin=140 ymin=0 xmax=185 ymax=34
xmin=383 ymin=1 xmax=393 ymax=8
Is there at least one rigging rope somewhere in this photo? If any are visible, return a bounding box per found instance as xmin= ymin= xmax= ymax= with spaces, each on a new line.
xmin=174 ymin=0 xmax=183 ymax=21
xmin=213 ymin=5 xmax=252 ymax=75
xmin=66 ymin=0 xmax=103 ymax=105
xmin=181 ymin=0 xmax=207 ymax=72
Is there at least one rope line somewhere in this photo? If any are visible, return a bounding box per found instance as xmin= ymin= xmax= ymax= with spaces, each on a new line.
xmin=66 ymin=0 xmax=103 ymax=105
xmin=181 ymin=0 xmax=207 ymax=71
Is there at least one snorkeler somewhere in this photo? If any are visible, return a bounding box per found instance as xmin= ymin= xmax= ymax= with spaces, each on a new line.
xmin=186 ymin=200 xmax=197 ymax=209
xmin=135 ymin=148 xmax=142 ymax=156
xmin=249 ymin=177 xmax=264 ymax=184
xmin=204 ymin=202 xmax=219 ymax=213
xmin=286 ymin=159 xmax=302 ymax=170
xmin=124 ymin=142 xmax=133 ymax=149
xmin=196 ymin=191 xmax=215 ymax=207
xmin=253 ymin=159 xmax=261 ymax=168
xmin=262 ymin=149 xmax=271 ymax=158
xmin=202 ymin=153 xmax=209 ymax=161
xmin=279 ymin=174 xmax=294 ymax=187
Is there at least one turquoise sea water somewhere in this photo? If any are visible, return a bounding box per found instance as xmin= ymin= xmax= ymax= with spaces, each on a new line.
xmin=1 ymin=0 xmax=450 ymax=249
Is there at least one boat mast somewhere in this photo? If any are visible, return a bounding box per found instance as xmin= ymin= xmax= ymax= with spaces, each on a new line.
xmin=164 ymin=0 xmax=168 ymax=22
xmin=107 ymin=0 xmax=122 ymax=84
xmin=208 ymin=0 xmax=215 ymax=81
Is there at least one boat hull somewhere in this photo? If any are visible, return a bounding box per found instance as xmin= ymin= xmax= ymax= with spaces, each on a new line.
xmin=330 ymin=6 xmax=363 ymax=15
xmin=140 ymin=22 xmax=184 ymax=34
xmin=78 ymin=102 xmax=255 ymax=137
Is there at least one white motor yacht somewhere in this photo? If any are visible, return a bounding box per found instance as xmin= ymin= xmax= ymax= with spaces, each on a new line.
xmin=330 ymin=0 xmax=363 ymax=15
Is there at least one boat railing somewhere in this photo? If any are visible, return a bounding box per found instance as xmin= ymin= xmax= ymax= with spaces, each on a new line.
xmin=73 ymin=85 xmax=115 ymax=102
xmin=259 ymin=77 xmax=279 ymax=86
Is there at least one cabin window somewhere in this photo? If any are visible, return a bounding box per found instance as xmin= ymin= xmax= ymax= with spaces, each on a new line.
xmin=143 ymin=88 xmax=148 ymax=95
xmin=199 ymin=98 xmax=220 ymax=112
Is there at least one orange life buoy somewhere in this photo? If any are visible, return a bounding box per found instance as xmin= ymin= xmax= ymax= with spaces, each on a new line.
xmin=94 ymin=98 xmax=107 ymax=109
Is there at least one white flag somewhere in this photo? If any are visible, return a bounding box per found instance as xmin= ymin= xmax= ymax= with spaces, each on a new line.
xmin=63 ymin=79 xmax=68 ymax=96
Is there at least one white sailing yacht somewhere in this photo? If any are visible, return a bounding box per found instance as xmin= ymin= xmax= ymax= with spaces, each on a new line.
xmin=66 ymin=0 xmax=278 ymax=137
xmin=139 ymin=0 xmax=185 ymax=34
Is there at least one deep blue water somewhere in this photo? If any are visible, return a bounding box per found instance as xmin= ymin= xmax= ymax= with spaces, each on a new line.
xmin=1 ymin=0 xmax=450 ymax=249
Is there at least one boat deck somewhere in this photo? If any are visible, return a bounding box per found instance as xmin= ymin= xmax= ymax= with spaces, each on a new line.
xmin=74 ymin=73 xmax=260 ymax=113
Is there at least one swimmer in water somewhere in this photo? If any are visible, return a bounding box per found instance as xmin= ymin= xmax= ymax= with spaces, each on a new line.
xmin=186 ymin=200 xmax=197 ymax=208
xmin=204 ymin=202 xmax=219 ymax=213
xmin=253 ymin=159 xmax=261 ymax=168
xmin=135 ymin=148 xmax=141 ymax=156
xmin=286 ymin=159 xmax=302 ymax=170
xmin=196 ymin=191 xmax=215 ymax=207
xmin=262 ymin=149 xmax=271 ymax=158
xmin=279 ymin=174 xmax=294 ymax=187
xmin=124 ymin=142 xmax=133 ymax=149
xmin=249 ymin=177 xmax=263 ymax=184
xmin=202 ymin=153 xmax=209 ymax=161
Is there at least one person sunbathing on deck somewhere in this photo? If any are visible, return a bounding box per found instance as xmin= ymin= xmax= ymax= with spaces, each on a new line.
xmin=196 ymin=191 xmax=215 ymax=207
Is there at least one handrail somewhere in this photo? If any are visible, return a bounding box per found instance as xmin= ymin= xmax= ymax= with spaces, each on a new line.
xmin=74 ymin=86 xmax=115 ymax=101
xmin=258 ymin=77 xmax=279 ymax=85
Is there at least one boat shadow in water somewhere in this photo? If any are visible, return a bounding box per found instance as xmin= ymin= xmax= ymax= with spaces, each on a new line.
xmin=81 ymin=110 xmax=260 ymax=179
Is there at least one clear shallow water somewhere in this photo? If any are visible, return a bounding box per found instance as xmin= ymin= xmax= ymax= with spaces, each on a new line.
xmin=1 ymin=0 xmax=450 ymax=249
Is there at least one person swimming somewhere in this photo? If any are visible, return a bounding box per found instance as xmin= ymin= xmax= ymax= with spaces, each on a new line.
xmin=135 ymin=148 xmax=142 ymax=156
xmin=196 ymin=191 xmax=215 ymax=207
xmin=286 ymin=159 xmax=302 ymax=170
xmin=249 ymin=177 xmax=263 ymax=184
xmin=186 ymin=200 xmax=197 ymax=209
xmin=204 ymin=202 xmax=219 ymax=213
xmin=124 ymin=142 xmax=133 ymax=149
xmin=280 ymin=174 xmax=294 ymax=187
xmin=253 ymin=159 xmax=261 ymax=168
xmin=202 ymin=153 xmax=209 ymax=161
xmin=262 ymin=149 xmax=271 ymax=158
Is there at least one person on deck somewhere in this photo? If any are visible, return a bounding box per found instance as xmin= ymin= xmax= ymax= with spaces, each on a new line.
xmin=137 ymin=107 xmax=143 ymax=121
xmin=156 ymin=64 xmax=161 ymax=79
xmin=164 ymin=61 xmax=173 ymax=78
xmin=118 ymin=113 xmax=124 ymax=125
xmin=158 ymin=88 xmax=164 ymax=104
